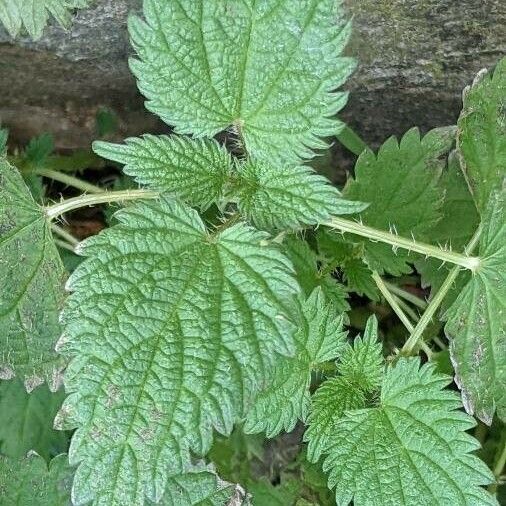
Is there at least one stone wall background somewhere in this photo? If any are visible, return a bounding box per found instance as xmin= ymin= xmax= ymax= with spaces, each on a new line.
xmin=0 ymin=0 xmax=504 ymax=150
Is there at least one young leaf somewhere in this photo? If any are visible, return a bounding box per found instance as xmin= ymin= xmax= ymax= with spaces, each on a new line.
xmin=458 ymin=57 xmax=506 ymax=213
xmin=129 ymin=0 xmax=355 ymax=164
xmin=0 ymin=159 xmax=66 ymax=390
xmin=0 ymin=0 xmax=92 ymax=40
xmin=245 ymin=289 xmax=346 ymax=437
xmin=317 ymin=358 xmax=497 ymax=506
xmin=304 ymin=316 xmax=382 ymax=462
xmin=234 ymin=161 xmax=367 ymax=231
xmin=25 ymin=133 xmax=55 ymax=166
xmin=0 ymin=379 xmax=68 ymax=461
xmin=342 ymin=127 xmax=452 ymax=275
xmin=58 ymin=197 xmax=299 ymax=504
xmin=0 ymin=453 xmax=73 ymax=505
xmin=445 ymin=189 xmax=506 ymax=424
xmin=93 ymin=136 xmax=233 ymax=209
xmin=283 ymin=237 xmax=350 ymax=314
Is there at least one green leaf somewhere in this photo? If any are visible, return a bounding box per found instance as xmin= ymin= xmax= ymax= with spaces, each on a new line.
xmin=57 ymin=197 xmax=299 ymax=504
xmin=317 ymin=358 xmax=497 ymax=506
xmin=0 ymin=379 xmax=69 ymax=461
xmin=335 ymin=317 xmax=383 ymax=392
xmin=245 ymin=289 xmax=346 ymax=437
xmin=304 ymin=316 xmax=382 ymax=462
xmin=283 ymin=236 xmax=350 ymax=314
xmin=445 ymin=189 xmax=506 ymax=424
xmin=0 ymin=127 xmax=8 ymax=153
xmin=129 ymin=0 xmax=355 ymax=164
xmin=342 ymin=127 xmax=452 ymax=275
xmin=415 ymin=152 xmax=480 ymax=309
xmin=0 ymin=159 xmax=66 ymax=390
xmin=458 ymin=57 xmax=506 ymax=213
xmin=0 ymin=0 xmax=92 ymax=40
xmin=0 ymin=453 xmax=73 ymax=505
xmin=149 ymin=466 xmax=237 ymax=506
xmin=234 ymin=161 xmax=367 ymax=231
xmin=208 ymin=426 xmax=264 ymax=485
xmin=25 ymin=133 xmax=55 ymax=166
xmin=248 ymin=477 xmax=301 ymax=506
xmin=93 ymin=136 xmax=233 ymax=209
xmin=0 ymin=453 xmax=237 ymax=506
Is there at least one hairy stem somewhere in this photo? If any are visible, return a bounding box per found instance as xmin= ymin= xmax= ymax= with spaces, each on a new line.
xmin=54 ymin=238 xmax=76 ymax=253
xmin=50 ymin=224 xmax=79 ymax=245
xmin=37 ymin=168 xmax=104 ymax=194
xmin=384 ymin=281 xmax=428 ymax=309
xmin=324 ymin=216 xmax=481 ymax=272
xmin=372 ymin=271 xmax=414 ymax=333
xmin=400 ymin=228 xmax=481 ymax=355
xmin=45 ymin=189 xmax=159 ymax=219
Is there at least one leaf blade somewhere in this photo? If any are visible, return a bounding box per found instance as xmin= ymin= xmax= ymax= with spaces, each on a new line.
xmin=129 ymin=0 xmax=354 ymax=163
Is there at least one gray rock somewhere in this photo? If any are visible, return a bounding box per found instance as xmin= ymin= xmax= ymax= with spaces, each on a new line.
xmin=0 ymin=0 xmax=504 ymax=149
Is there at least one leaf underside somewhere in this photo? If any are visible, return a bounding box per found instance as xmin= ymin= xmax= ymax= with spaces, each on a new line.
xmin=58 ymin=197 xmax=298 ymax=504
xmin=129 ymin=0 xmax=355 ymax=164
xmin=0 ymin=0 xmax=92 ymax=39
xmin=312 ymin=357 xmax=497 ymax=506
xmin=0 ymin=159 xmax=66 ymax=391
xmin=342 ymin=127 xmax=454 ymax=276
xmin=445 ymin=189 xmax=506 ymax=424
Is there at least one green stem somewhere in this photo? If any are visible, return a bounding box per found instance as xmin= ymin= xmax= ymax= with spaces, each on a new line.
xmin=490 ymin=436 xmax=506 ymax=494
xmin=384 ymin=281 xmax=428 ymax=309
xmin=50 ymin=224 xmax=79 ymax=245
xmin=336 ymin=125 xmax=368 ymax=156
xmin=324 ymin=216 xmax=481 ymax=272
xmin=372 ymin=271 xmax=414 ymax=333
xmin=400 ymin=228 xmax=481 ymax=355
xmin=45 ymin=189 xmax=159 ymax=220
xmin=37 ymin=168 xmax=104 ymax=194
xmin=54 ymin=238 xmax=76 ymax=253
xmin=392 ymin=294 xmax=420 ymax=323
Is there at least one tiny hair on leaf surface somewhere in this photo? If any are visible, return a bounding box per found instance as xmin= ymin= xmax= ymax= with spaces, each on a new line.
xmin=244 ymin=288 xmax=347 ymax=438
xmin=128 ymin=0 xmax=355 ymax=164
xmin=57 ymin=197 xmax=299 ymax=504
xmin=234 ymin=160 xmax=367 ymax=231
xmin=457 ymin=57 xmax=506 ymax=214
xmin=342 ymin=126 xmax=454 ymax=276
xmin=93 ymin=135 xmax=233 ymax=210
xmin=0 ymin=0 xmax=93 ymax=40
xmin=307 ymin=353 xmax=498 ymax=505
xmin=445 ymin=189 xmax=506 ymax=425
xmin=0 ymin=158 xmax=66 ymax=391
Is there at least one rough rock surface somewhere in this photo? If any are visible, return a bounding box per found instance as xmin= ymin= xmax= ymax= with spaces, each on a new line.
xmin=0 ymin=0 xmax=504 ymax=150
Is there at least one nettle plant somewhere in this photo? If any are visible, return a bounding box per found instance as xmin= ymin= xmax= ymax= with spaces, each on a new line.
xmin=0 ymin=1 xmax=505 ymax=505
